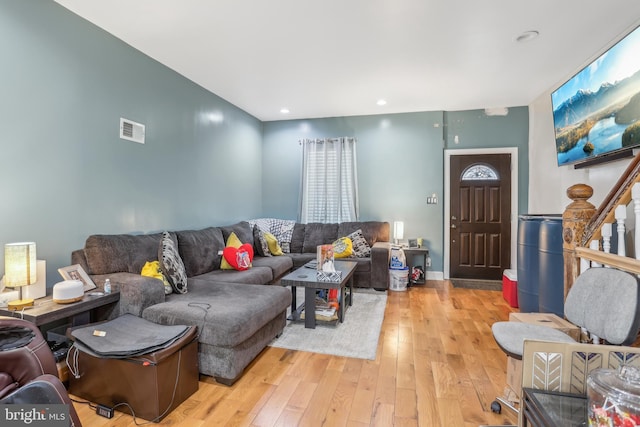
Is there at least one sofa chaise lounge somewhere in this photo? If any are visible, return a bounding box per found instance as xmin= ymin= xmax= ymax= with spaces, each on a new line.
xmin=71 ymin=220 xmax=390 ymax=384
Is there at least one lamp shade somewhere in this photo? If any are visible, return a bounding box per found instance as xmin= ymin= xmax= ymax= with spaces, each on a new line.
xmin=5 ymin=242 xmax=37 ymax=287
xmin=393 ymin=221 xmax=404 ymax=240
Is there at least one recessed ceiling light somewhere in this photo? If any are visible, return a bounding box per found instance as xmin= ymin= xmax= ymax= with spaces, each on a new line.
xmin=376 ymin=99 xmax=387 ymax=106
xmin=280 ymin=108 xmax=290 ymax=114
xmin=516 ymin=30 xmax=539 ymax=43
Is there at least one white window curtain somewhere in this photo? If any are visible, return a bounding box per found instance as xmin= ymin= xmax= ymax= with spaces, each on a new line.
xmin=299 ymin=137 xmax=359 ymax=223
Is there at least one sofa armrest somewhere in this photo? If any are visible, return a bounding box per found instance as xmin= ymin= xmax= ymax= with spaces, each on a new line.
xmin=71 ymin=249 xmax=90 ymax=273
xmin=370 ymin=242 xmax=391 ymax=290
xmin=91 ymin=272 xmax=166 ymax=317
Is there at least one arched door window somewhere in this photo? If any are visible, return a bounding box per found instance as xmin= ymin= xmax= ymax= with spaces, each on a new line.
xmin=461 ymin=163 xmax=499 ymax=180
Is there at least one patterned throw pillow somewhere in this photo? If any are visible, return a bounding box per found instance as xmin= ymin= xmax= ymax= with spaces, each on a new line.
xmin=347 ymin=229 xmax=371 ymax=258
xmin=332 ymin=237 xmax=353 ymax=258
xmin=253 ymin=225 xmax=272 ymax=257
xmin=222 ymin=242 xmax=254 ymax=271
xmin=248 ymin=218 xmax=295 ymax=253
xmin=221 ymin=232 xmax=251 ymax=270
xmin=158 ymin=231 xmax=188 ymax=294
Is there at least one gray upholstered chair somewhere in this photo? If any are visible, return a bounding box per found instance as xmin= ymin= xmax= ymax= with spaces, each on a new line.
xmin=490 ymin=267 xmax=640 ymax=414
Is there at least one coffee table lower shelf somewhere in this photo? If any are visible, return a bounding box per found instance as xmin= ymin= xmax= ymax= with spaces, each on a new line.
xmin=288 ymin=289 xmax=353 ymax=327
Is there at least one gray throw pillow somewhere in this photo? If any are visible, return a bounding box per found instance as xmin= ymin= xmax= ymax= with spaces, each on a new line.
xmin=348 ymin=229 xmax=371 ymax=258
xmin=253 ymin=225 xmax=272 ymax=257
xmin=158 ymin=231 xmax=188 ymax=294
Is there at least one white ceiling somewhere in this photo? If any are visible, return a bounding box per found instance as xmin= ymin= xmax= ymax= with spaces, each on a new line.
xmin=54 ymin=0 xmax=640 ymax=122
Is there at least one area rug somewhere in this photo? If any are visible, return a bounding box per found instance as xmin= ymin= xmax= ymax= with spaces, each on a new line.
xmin=450 ymin=278 xmax=502 ymax=290
xmin=269 ymin=288 xmax=387 ymax=360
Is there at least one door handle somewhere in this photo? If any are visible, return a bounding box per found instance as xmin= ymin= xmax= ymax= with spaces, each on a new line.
xmin=451 ymin=216 xmax=457 ymax=220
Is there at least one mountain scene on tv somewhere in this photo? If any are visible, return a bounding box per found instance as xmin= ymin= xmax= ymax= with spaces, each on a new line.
xmin=553 ymin=70 xmax=640 ymax=165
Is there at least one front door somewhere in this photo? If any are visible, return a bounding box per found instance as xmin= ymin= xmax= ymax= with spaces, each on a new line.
xmin=449 ymin=153 xmax=511 ymax=280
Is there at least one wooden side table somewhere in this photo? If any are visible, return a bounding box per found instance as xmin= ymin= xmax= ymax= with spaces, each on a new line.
xmin=0 ymin=290 xmax=119 ymax=327
xmin=402 ymin=247 xmax=429 ymax=285
xmin=0 ymin=290 xmax=119 ymax=382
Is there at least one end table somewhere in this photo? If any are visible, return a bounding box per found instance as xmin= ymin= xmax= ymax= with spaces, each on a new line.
xmin=0 ymin=291 xmax=119 ymax=327
xmin=402 ymin=247 xmax=429 ymax=285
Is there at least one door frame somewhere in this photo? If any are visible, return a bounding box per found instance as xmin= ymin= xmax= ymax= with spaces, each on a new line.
xmin=444 ymin=147 xmax=518 ymax=279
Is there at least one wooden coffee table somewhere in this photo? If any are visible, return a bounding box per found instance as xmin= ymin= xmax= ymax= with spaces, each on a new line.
xmin=281 ymin=260 xmax=357 ymax=329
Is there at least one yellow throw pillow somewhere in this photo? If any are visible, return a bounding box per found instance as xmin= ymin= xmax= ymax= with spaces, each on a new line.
xmin=264 ymin=232 xmax=283 ymax=256
xmin=333 ymin=237 xmax=353 ymax=258
xmin=221 ymin=232 xmax=243 ymax=270
xmin=141 ymin=260 xmax=172 ymax=295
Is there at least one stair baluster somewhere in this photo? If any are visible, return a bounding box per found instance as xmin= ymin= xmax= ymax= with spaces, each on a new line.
xmin=602 ymin=223 xmax=612 ymax=254
xmin=634 ymin=183 xmax=640 ymax=259
xmin=616 ymin=205 xmax=627 ymax=257
xmin=586 ymin=240 xmax=601 ymax=269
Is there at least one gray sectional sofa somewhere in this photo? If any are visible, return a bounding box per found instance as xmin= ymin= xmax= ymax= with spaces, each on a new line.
xmin=71 ymin=220 xmax=390 ymax=385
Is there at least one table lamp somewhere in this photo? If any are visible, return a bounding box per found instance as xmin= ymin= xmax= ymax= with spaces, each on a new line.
xmin=393 ymin=221 xmax=404 ymax=245
xmin=5 ymin=242 xmax=36 ymax=311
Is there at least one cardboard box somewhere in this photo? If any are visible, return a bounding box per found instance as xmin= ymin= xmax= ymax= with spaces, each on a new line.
xmin=506 ymin=355 xmax=523 ymax=398
xmin=508 ymin=312 xmax=581 ymax=341
xmin=505 ymin=312 xmax=580 ymax=398
xmin=502 ymin=269 xmax=518 ymax=308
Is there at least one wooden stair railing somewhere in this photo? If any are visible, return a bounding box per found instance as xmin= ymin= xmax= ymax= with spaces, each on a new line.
xmin=562 ymin=152 xmax=640 ymax=297
xmin=575 ymin=247 xmax=640 ymax=275
xmin=582 ymin=153 xmax=640 ymax=245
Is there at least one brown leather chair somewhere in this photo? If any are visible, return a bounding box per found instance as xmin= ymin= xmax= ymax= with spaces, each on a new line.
xmin=0 ymin=374 xmax=82 ymax=426
xmin=0 ymin=316 xmax=58 ymax=396
xmin=0 ymin=316 xmax=82 ymax=427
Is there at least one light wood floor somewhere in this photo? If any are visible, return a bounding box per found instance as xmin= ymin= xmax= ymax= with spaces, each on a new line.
xmin=72 ymin=280 xmax=518 ymax=426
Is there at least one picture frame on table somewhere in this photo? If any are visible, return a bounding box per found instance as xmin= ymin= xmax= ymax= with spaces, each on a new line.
xmin=408 ymin=238 xmax=418 ymax=248
xmin=58 ymin=264 xmax=96 ymax=292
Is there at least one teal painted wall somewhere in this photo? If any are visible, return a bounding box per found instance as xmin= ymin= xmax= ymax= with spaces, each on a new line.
xmin=444 ymin=108 xmax=530 ymax=214
xmin=0 ymin=1 xmax=263 ymax=285
xmin=263 ymin=108 xmax=529 ymax=272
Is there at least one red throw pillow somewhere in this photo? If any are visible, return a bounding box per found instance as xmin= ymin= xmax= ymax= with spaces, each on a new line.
xmin=222 ymin=243 xmax=254 ymax=271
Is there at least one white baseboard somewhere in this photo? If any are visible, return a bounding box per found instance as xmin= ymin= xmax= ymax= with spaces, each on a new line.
xmin=426 ymin=271 xmax=444 ymax=280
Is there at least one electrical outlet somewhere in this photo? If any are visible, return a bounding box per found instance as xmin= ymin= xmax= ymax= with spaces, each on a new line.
xmin=426 ymin=257 xmax=431 ymax=267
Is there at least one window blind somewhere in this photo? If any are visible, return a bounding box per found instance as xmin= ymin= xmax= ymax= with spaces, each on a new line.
xmin=299 ymin=137 xmax=359 ymax=223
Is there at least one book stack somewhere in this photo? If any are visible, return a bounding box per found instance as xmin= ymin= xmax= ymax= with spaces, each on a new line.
xmin=314 ymin=294 xmax=337 ymax=320
xmin=300 ymin=292 xmax=339 ymax=321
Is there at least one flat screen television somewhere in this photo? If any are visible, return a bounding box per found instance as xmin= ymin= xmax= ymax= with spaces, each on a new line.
xmin=552 ymin=25 xmax=640 ymax=167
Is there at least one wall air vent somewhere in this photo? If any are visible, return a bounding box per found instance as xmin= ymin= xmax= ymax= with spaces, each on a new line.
xmin=119 ymin=117 xmax=145 ymax=144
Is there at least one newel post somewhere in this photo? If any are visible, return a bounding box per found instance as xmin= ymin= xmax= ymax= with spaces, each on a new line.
xmin=562 ymin=184 xmax=596 ymax=299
